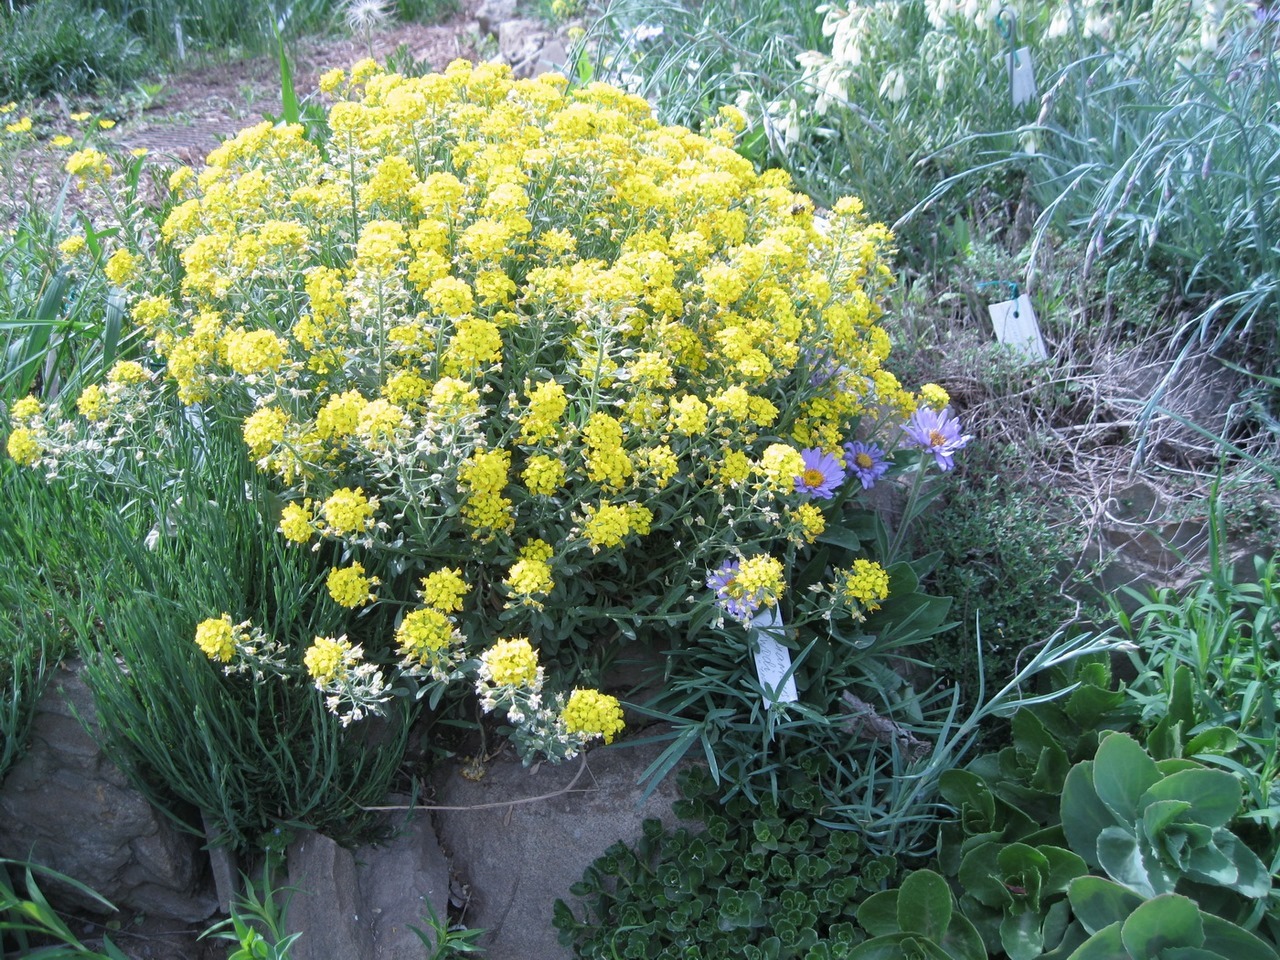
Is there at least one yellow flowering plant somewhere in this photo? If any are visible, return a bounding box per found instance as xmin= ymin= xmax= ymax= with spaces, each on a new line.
xmin=5 ymin=59 xmax=966 ymax=772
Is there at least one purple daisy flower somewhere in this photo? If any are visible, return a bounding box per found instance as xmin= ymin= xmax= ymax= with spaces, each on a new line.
xmin=843 ymin=440 xmax=889 ymax=490
xmin=794 ymin=448 xmax=845 ymax=499
xmin=707 ymin=560 xmax=759 ymax=621
xmin=904 ymin=406 xmax=971 ymax=471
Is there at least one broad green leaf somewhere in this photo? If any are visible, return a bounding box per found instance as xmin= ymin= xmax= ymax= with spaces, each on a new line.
xmin=847 ymin=934 xmax=954 ymax=960
xmin=1184 ymin=727 xmax=1238 ymax=757
xmin=939 ymin=769 xmax=996 ymax=829
xmin=1092 ymin=734 xmax=1160 ymax=822
xmin=1064 ymin=922 xmax=1127 ymax=960
xmin=1140 ymin=769 xmax=1241 ymax=829
xmin=857 ymin=890 xmax=900 ymax=937
xmin=1143 ymin=798 xmax=1193 ymax=838
xmin=958 ymin=843 xmax=1012 ymax=908
xmin=1166 ymin=665 xmax=1196 ymax=728
xmin=816 ymin=523 xmax=862 ymax=552
xmin=897 ymin=870 xmax=953 ymax=941
xmin=1042 ymin=847 xmax=1089 ymax=896
xmin=940 ymin=911 xmax=989 ymax=960
xmin=1061 ymin=763 xmax=1115 ymax=868
xmin=1000 ymin=909 xmax=1046 ymax=960
xmin=1067 ymin=877 xmax=1144 ymax=936
xmin=1183 ymin=835 xmax=1233 ymax=884
xmin=1119 ymin=894 xmax=1205 ymax=956
xmin=1196 ymin=832 xmax=1271 ymax=898
xmin=1096 ymin=826 xmax=1158 ymax=898
xmin=1201 ymin=912 xmax=1280 ymax=960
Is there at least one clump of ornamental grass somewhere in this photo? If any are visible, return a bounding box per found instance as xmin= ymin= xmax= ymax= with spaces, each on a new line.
xmin=5 ymin=59 xmax=962 ymax=766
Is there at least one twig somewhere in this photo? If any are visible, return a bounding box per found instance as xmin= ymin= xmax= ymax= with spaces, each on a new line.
xmin=358 ymin=752 xmax=595 ymax=812
xmin=839 ymin=692 xmax=931 ymax=760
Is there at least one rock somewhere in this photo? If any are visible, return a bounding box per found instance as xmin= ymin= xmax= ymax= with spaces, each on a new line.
xmin=497 ymin=19 xmax=554 ymax=78
xmin=0 ymin=660 xmax=216 ymax=923
xmin=286 ymin=833 xmax=370 ymax=960
xmin=286 ymin=816 xmax=449 ymax=960
xmin=475 ymin=0 xmax=519 ymax=37
xmin=433 ymin=738 xmax=692 ymax=960
xmin=538 ymin=36 xmax=570 ymax=74
xmin=358 ymin=818 xmax=451 ymax=959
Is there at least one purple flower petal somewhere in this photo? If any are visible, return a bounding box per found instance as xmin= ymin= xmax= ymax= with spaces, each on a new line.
xmin=904 ymin=407 xmax=970 ymax=471
xmin=843 ymin=440 xmax=889 ymax=490
xmin=794 ymin=448 xmax=844 ymax=499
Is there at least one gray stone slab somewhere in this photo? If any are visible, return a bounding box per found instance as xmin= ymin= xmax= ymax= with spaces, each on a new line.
xmin=434 ymin=737 xmax=691 ymax=960
xmin=0 ymin=660 xmax=216 ymax=922
xmin=286 ymin=816 xmax=450 ymax=960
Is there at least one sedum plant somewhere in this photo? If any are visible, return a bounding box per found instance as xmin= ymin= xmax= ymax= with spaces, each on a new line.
xmin=1063 ymin=877 xmax=1278 ymax=960
xmin=6 ymin=59 xmax=963 ymax=766
xmin=1060 ymin=730 xmax=1270 ymax=904
xmin=851 ymin=868 xmax=986 ymax=960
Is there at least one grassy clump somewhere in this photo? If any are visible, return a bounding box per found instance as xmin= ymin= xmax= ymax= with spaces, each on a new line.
xmin=0 ymin=0 xmax=149 ymax=100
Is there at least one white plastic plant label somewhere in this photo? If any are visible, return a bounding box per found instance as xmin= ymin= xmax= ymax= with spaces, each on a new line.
xmin=1008 ymin=47 xmax=1037 ymax=108
xmin=750 ymin=606 xmax=798 ymax=707
xmin=989 ymin=294 xmax=1047 ymax=360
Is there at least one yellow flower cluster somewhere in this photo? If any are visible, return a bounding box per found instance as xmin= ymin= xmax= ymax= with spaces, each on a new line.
xmin=562 ymin=689 xmax=626 ymax=744
xmin=503 ymin=538 xmax=556 ymax=607
xmin=918 ymin=383 xmax=950 ymax=411
xmin=6 ymin=60 xmax=942 ymax=747
xmin=304 ymin=635 xmax=352 ymax=682
xmin=582 ymin=502 xmax=652 ymax=551
xmin=420 ymin=567 xmax=470 ymax=612
xmin=195 ymin=615 xmax=238 ymax=663
xmin=734 ymin=556 xmax=786 ymax=610
xmin=327 ymin=562 xmax=376 ymax=608
xmin=279 ymin=501 xmax=316 ymax=543
xmin=6 ymin=427 xmax=42 ymax=466
xmin=64 ymin=148 xmax=112 ymax=189
xmin=321 ymin=487 xmax=377 ymax=535
xmin=839 ymin=559 xmax=891 ymax=613
xmin=480 ymin=636 xmax=539 ymax=688
xmin=396 ymin=608 xmax=460 ymax=662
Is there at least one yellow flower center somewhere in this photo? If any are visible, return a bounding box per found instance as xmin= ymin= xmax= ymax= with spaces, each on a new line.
xmin=802 ymin=468 xmax=826 ymax=487
xmin=928 ymin=429 xmax=947 ymax=447
xmin=855 ymin=452 xmax=874 ymax=469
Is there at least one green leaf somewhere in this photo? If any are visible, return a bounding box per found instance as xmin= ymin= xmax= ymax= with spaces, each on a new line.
xmin=1167 ymin=665 xmax=1196 ymax=727
xmin=1000 ymin=909 xmax=1046 ymax=960
xmin=1066 ymin=877 xmax=1144 ymax=936
xmin=941 ymin=911 xmax=989 ymax=960
xmin=848 ymin=934 xmax=956 ymax=960
xmin=1143 ymin=799 xmax=1193 ymax=837
xmin=1092 ymin=734 xmax=1160 ymax=823
xmin=1061 ymin=763 xmax=1115 ymax=869
xmin=1064 ymin=922 xmax=1127 ymax=960
xmin=1195 ymin=831 xmax=1271 ymax=898
xmin=939 ymin=769 xmax=996 ymax=830
xmin=897 ymin=870 xmax=953 ymax=941
xmin=1042 ymin=847 xmax=1089 ymax=897
xmin=958 ymin=843 xmax=1012 ymax=909
xmin=857 ymin=890 xmax=900 ymax=937
xmin=1184 ymin=727 xmax=1238 ymax=757
xmin=1097 ymin=825 xmax=1167 ymax=898
xmin=1139 ymin=769 xmax=1241 ymax=829
xmin=1200 ymin=912 xmax=1280 ymax=960
xmin=1120 ymin=894 xmax=1205 ymax=956
xmin=816 ymin=523 xmax=862 ymax=552
xmin=275 ymin=32 xmax=300 ymax=126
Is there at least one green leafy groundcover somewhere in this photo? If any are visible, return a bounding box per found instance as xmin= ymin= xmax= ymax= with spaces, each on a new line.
xmin=554 ymin=762 xmax=902 ymax=960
